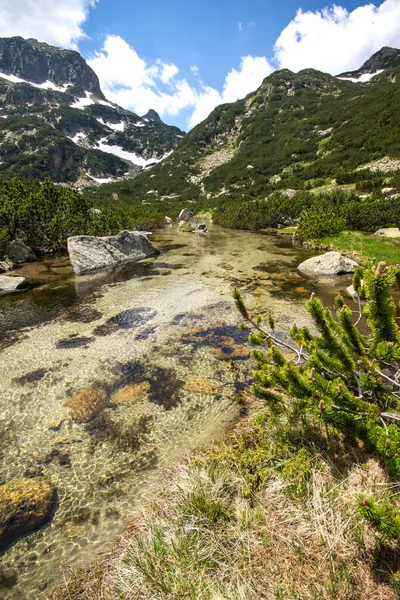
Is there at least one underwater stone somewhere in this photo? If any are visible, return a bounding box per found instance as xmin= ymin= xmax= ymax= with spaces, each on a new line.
xmin=65 ymin=385 xmax=107 ymax=423
xmin=0 ymin=477 xmax=56 ymax=550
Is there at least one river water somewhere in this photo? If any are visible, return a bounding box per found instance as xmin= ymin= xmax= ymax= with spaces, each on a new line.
xmin=0 ymin=225 xmax=355 ymax=598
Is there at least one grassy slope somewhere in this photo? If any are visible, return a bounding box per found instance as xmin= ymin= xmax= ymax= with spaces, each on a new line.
xmin=319 ymin=231 xmax=400 ymax=264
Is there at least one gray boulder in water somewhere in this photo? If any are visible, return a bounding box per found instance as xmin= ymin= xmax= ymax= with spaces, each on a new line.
xmin=298 ymin=251 xmax=358 ymax=275
xmin=67 ymin=230 xmax=160 ymax=276
xmin=0 ymin=275 xmax=30 ymax=293
xmin=178 ymin=208 xmax=194 ymax=222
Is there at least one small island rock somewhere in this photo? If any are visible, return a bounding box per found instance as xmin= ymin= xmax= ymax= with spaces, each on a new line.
xmin=0 ymin=477 xmax=56 ymax=550
xmin=0 ymin=275 xmax=30 ymax=293
xmin=298 ymin=252 xmax=358 ymax=275
xmin=67 ymin=230 xmax=160 ymax=276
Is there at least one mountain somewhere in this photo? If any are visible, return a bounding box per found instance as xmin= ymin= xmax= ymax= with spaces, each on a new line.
xmin=91 ymin=47 xmax=400 ymax=206
xmin=337 ymin=46 xmax=400 ymax=82
xmin=0 ymin=37 xmax=185 ymax=183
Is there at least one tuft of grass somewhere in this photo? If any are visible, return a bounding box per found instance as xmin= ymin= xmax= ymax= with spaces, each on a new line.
xmin=318 ymin=231 xmax=400 ymax=264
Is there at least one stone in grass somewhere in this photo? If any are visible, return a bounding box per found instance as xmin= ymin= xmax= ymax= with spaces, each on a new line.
xmin=0 ymin=477 xmax=56 ymax=550
xmin=374 ymin=227 xmax=400 ymax=238
xmin=298 ymin=252 xmax=358 ymax=276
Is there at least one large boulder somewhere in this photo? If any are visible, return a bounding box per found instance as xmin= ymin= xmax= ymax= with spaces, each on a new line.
xmin=0 ymin=275 xmax=30 ymax=293
xmin=374 ymin=227 xmax=400 ymax=238
xmin=178 ymin=208 xmax=194 ymax=222
xmin=6 ymin=239 xmax=36 ymax=265
xmin=67 ymin=230 xmax=160 ymax=276
xmin=0 ymin=478 xmax=56 ymax=550
xmin=0 ymin=240 xmax=37 ymax=272
xmin=298 ymin=252 xmax=358 ymax=276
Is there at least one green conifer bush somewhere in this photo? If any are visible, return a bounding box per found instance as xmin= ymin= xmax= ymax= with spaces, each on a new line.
xmin=233 ymin=260 xmax=400 ymax=540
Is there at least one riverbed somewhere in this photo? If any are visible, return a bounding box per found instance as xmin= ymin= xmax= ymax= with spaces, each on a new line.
xmin=0 ymin=225 xmax=354 ymax=599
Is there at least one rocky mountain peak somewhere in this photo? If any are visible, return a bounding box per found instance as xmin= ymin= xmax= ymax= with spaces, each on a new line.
xmin=358 ymin=46 xmax=400 ymax=73
xmin=143 ymin=109 xmax=163 ymax=124
xmin=0 ymin=36 xmax=104 ymax=97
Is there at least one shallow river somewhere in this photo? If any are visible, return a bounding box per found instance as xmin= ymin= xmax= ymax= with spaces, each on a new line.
xmin=0 ymin=225 xmax=355 ymax=599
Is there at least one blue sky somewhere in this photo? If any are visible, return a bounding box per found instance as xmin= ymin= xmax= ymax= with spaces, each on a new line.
xmin=1 ymin=0 xmax=400 ymax=130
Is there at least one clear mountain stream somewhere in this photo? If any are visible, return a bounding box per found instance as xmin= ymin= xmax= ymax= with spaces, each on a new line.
xmin=0 ymin=225 xmax=355 ymax=599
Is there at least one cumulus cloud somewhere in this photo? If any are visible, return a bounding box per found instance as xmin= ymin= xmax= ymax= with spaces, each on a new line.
xmin=0 ymin=0 xmax=96 ymax=48
xmin=222 ymin=56 xmax=273 ymax=102
xmin=274 ymin=0 xmax=400 ymax=74
xmin=89 ymin=35 xmax=273 ymax=128
xmin=188 ymin=55 xmax=273 ymax=127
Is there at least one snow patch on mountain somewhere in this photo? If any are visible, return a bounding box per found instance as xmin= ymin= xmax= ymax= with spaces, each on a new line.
xmin=337 ymin=70 xmax=384 ymax=83
xmin=96 ymin=138 xmax=172 ymax=167
xmin=0 ymin=71 xmax=70 ymax=92
xmin=96 ymin=118 xmax=125 ymax=131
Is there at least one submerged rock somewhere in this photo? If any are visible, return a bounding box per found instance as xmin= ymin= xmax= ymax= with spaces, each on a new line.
xmin=65 ymin=385 xmax=106 ymax=423
xmin=178 ymin=208 xmax=194 ymax=222
xmin=0 ymin=274 xmax=30 ymax=293
xmin=67 ymin=230 xmax=160 ymax=275
xmin=374 ymin=227 xmax=400 ymax=238
xmin=111 ymin=381 xmax=150 ymax=406
xmin=0 ymin=477 xmax=56 ymax=550
xmin=298 ymin=252 xmax=358 ymax=276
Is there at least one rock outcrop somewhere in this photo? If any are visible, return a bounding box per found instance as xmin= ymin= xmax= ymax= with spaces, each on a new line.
xmin=0 ymin=477 xmax=56 ymax=550
xmin=298 ymin=252 xmax=358 ymax=275
xmin=0 ymin=274 xmax=30 ymax=293
xmin=67 ymin=230 xmax=160 ymax=275
xmin=374 ymin=227 xmax=400 ymax=238
xmin=0 ymin=36 xmax=104 ymax=95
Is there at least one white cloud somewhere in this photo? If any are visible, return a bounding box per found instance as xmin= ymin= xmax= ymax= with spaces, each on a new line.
xmin=222 ymin=55 xmax=273 ymax=103
xmin=0 ymin=0 xmax=96 ymax=48
xmin=89 ymin=35 xmax=273 ymax=129
xmin=274 ymin=0 xmax=400 ymax=74
xmin=88 ymin=35 xmax=197 ymax=118
xmin=158 ymin=62 xmax=179 ymax=84
xmin=239 ymin=22 xmax=243 ymax=32
xmin=188 ymin=55 xmax=273 ymax=127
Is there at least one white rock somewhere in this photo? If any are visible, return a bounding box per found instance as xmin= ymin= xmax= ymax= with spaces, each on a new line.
xmin=0 ymin=275 xmax=30 ymax=293
xmin=374 ymin=228 xmax=400 ymax=238
xmin=283 ymin=189 xmax=297 ymax=198
xmin=298 ymin=252 xmax=358 ymax=275
xmin=67 ymin=230 xmax=160 ymax=276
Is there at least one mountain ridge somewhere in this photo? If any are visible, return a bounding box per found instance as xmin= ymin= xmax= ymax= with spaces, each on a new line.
xmin=0 ymin=36 xmax=185 ymax=183
xmin=88 ymin=46 xmax=400 ymax=208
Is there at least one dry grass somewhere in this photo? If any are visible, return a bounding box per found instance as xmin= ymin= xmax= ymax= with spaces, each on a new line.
xmin=51 ymin=405 xmax=400 ymax=600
